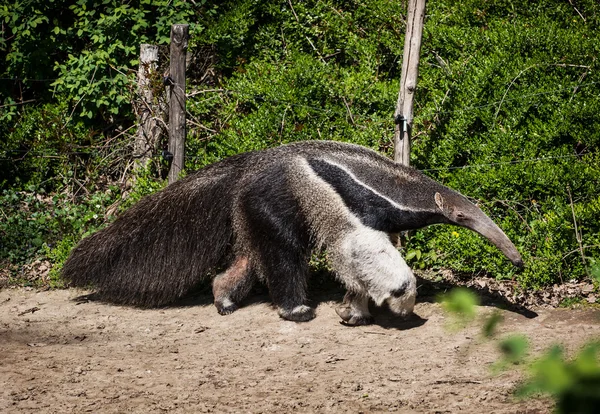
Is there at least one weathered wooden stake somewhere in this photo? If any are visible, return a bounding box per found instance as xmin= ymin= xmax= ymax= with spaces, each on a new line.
xmin=394 ymin=0 xmax=426 ymax=166
xmin=134 ymin=44 xmax=160 ymax=169
xmin=168 ymin=24 xmax=189 ymax=184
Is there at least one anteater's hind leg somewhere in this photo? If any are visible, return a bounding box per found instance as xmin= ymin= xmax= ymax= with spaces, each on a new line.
xmin=238 ymin=165 xmax=313 ymax=322
xmin=242 ymin=208 xmax=313 ymax=322
xmin=261 ymin=241 xmax=313 ymax=322
xmin=212 ymin=256 xmax=256 ymax=315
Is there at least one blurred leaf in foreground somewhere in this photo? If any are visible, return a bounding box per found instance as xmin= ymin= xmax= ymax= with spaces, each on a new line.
xmin=439 ymin=287 xmax=479 ymax=328
xmin=517 ymin=342 xmax=600 ymax=414
xmin=499 ymin=334 xmax=529 ymax=365
xmin=482 ymin=310 xmax=504 ymax=338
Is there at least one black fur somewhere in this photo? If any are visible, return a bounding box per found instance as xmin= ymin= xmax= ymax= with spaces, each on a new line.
xmin=307 ymin=158 xmax=442 ymax=231
xmin=237 ymin=163 xmax=313 ymax=319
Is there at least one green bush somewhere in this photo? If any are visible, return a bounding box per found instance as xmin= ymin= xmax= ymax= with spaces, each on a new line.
xmin=1 ymin=102 xmax=99 ymax=190
xmin=1 ymin=0 xmax=599 ymax=289
xmin=0 ymin=0 xmax=215 ymax=122
xmin=0 ymin=188 xmax=119 ymax=285
xmin=185 ymin=0 xmax=600 ymax=288
xmin=407 ymin=1 xmax=600 ymax=287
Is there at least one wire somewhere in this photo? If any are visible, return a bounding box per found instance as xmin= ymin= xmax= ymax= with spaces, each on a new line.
xmin=419 ymin=154 xmax=586 ymax=172
xmin=2 ymin=78 xmax=598 ymax=173
xmin=186 ymin=80 xmax=600 ymax=122
xmin=2 ymin=148 xmax=594 ymax=174
xmin=4 ymin=75 xmax=597 ymax=124
xmin=0 ymin=77 xmax=60 ymax=82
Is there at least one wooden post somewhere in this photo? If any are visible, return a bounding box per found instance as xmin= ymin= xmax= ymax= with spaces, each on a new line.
xmin=134 ymin=44 xmax=160 ymax=169
xmin=168 ymin=24 xmax=189 ymax=184
xmin=394 ymin=0 xmax=426 ymax=166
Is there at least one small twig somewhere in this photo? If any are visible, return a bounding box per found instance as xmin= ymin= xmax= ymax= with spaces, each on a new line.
xmin=186 ymin=88 xmax=227 ymax=98
xmin=329 ymin=5 xmax=343 ymax=17
xmin=567 ymin=185 xmax=588 ymax=276
xmin=18 ymin=307 xmax=40 ymax=316
xmin=562 ymin=245 xmax=600 ymax=261
xmin=120 ymin=159 xmax=133 ymax=184
xmin=0 ymin=99 xmax=36 ymax=109
xmin=108 ymin=63 xmax=131 ymax=78
xmin=323 ymin=51 xmax=341 ymax=60
xmin=98 ymin=124 xmax=137 ymax=148
xmin=432 ymin=50 xmax=451 ymax=75
xmin=433 ymin=379 xmax=482 ymax=385
xmin=567 ymin=0 xmax=586 ymax=21
xmin=0 ymin=206 xmax=9 ymax=221
xmin=342 ymin=96 xmax=356 ymax=126
xmin=186 ymin=118 xmax=217 ymax=133
xmin=287 ymin=0 xmax=299 ymax=21
xmin=186 ymin=111 xmax=217 ymax=133
xmin=149 ymin=116 xmax=170 ymax=134
xmin=280 ymin=26 xmax=289 ymax=57
xmin=72 ymin=176 xmax=90 ymax=198
xmin=287 ymin=0 xmax=326 ymax=64
xmin=280 ymin=106 xmax=289 ymax=138
xmin=325 ymin=356 xmax=347 ymax=363
xmin=433 ymin=89 xmax=451 ymax=124
xmin=570 ymin=68 xmax=590 ymax=102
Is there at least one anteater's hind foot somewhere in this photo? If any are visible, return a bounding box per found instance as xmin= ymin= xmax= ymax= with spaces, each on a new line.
xmin=278 ymin=305 xmax=316 ymax=322
xmin=215 ymin=298 xmax=239 ymax=315
xmin=212 ymin=256 xmax=254 ymax=316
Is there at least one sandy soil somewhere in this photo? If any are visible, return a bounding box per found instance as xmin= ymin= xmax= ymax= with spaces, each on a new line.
xmin=1 ymin=284 xmax=598 ymax=413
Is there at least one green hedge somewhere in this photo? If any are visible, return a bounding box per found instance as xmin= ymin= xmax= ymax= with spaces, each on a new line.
xmin=1 ymin=0 xmax=599 ymax=289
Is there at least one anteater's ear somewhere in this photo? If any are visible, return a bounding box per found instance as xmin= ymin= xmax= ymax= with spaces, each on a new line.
xmin=434 ymin=192 xmax=445 ymax=211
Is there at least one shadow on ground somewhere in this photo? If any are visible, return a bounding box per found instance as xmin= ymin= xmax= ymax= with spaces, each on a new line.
xmin=71 ymin=269 xmax=538 ymax=330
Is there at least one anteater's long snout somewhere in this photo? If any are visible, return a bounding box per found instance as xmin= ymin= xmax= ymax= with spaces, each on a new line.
xmin=467 ymin=214 xmax=523 ymax=268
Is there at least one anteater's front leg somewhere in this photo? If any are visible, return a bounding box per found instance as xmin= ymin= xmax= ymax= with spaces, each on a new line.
xmin=330 ymin=227 xmax=417 ymax=325
xmin=335 ymin=291 xmax=374 ymax=326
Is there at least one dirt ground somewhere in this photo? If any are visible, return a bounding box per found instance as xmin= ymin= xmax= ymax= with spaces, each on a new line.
xmin=1 ymin=283 xmax=599 ymax=414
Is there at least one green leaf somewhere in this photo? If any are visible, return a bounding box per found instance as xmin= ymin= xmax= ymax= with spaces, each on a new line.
xmin=405 ymin=250 xmax=417 ymax=261
xmin=482 ymin=310 xmax=504 ymax=338
xmin=499 ymin=335 xmax=529 ymax=365
xmin=439 ymin=287 xmax=479 ymax=321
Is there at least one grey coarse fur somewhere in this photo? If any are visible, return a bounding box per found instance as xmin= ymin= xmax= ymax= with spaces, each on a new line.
xmin=62 ymin=140 xmax=522 ymax=310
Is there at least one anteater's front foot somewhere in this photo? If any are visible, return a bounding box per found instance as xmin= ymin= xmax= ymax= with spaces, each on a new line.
xmin=335 ymin=305 xmax=375 ymax=326
xmin=278 ymin=305 xmax=316 ymax=322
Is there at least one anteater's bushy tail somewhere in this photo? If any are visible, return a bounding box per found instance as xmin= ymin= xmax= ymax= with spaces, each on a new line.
xmin=62 ymin=158 xmax=248 ymax=306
